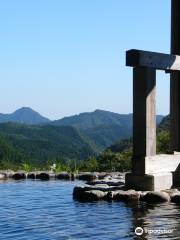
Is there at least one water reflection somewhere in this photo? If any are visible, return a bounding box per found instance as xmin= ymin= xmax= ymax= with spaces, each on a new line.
xmin=125 ymin=201 xmax=180 ymax=239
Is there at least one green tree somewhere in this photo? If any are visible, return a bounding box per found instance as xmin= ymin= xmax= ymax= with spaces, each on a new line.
xmin=157 ymin=130 xmax=170 ymax=153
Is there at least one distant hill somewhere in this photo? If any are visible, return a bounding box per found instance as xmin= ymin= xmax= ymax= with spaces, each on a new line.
xmin=0 ymin=107 xmax=50 ymax=124
xmin=53 ymin=109 xmax=163 ymax=128
xmin=0 ymin=108 xmax=164 ymax=127
xmin=52 ymin=109 xmax=164 ymax=151
xmin=53 ymin=109 xmax=133 ymax=129
xmin=0 ymin=122 xmax=95 ymax=168
xmin=158 ymin=115 xmax=170 ymax=132
xmin=107 ymin=115 xmax=169 ymax=154
xmin=52 ymin=110 xmax=133 ymax=151
xmin=0 ymin=108 xmax=165 ymax=167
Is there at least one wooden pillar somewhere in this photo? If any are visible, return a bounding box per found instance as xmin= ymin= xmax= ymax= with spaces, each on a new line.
xmin=170 ymin=0 xmax=180 ymax=151
xmin=133 ymin=67 xmax=156 ymax=175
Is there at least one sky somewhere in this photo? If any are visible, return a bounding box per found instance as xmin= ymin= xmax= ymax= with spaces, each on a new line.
xmin=0 ymin=0 xmax=171 ymax=120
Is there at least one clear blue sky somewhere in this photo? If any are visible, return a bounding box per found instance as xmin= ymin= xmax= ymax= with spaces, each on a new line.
xmin=0 ymin=0 xmax=170 ymax=120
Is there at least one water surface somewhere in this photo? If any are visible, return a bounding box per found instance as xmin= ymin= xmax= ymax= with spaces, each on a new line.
xmin=0 ymin=180 xmax=179 ymax=240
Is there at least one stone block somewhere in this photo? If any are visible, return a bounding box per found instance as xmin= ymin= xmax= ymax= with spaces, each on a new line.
xmin=125 ymin=172 xmax=173 ymax=191
xmin=145 ymin=153 xmax=180 ymax=174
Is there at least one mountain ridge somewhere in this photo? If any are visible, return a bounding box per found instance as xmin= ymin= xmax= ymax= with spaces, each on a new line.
xmin=0 ymin=107 xmax=50 ymax=125
xmin=0 ymin=107 xmax=164 ymax=152
xmin=52 ymin=109 xmax=133 ymax=130
xmin=0 ymin=107 xmax=166 ymax=168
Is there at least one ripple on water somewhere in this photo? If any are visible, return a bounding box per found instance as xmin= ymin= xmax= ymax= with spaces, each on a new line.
xmin=0 ymin=180 xmax=179 ymax=240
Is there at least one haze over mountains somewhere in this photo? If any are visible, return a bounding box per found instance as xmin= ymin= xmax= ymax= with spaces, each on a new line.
xmin=0 ymin=107 xmax=164 ymax=166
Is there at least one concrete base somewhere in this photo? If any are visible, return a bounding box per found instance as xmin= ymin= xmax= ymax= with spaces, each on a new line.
xmin=145 ymin=153 xmax=180 ymax=174
xmin=125 ymin=172 xmax=173 ymax=191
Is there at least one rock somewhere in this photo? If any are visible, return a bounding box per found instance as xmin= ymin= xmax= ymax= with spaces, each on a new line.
xmin=73 ymin=185 xmax=178 ymax=203
xmin=89 ymin=183 xmax=110 ymax=189
xmin=83 ymin=190 xmax=107 ymax=201
xmin=97 ymin=173 xmax=109 ymax=179
xmin=110 ymin=172 xmax=125 ymax=180
xmin=113 ymin=190 xmax=140 ymax=201
xmin=77 ymin=173 xmax=98 ymax=181
xmin=105 ymin=191 xmax=114 ymax=201
xmin=163 ymin=188 xmax=179 ymax=193
xmin=36 ymin=172 xmax=55 ymax=180
xmin=73 ymin=188 xmax=140 ymax=202
xmin=27 ymin=172 xmax=36 ymax=179
xmin=73 ymin=186 xmax=85 ymax=200
xmin=73 ymin=187 xmax=107 ymax=201
xmin=90 ymin=184 xmax=125 ymax=192
xmin=141 ymin=191 xmax=170 ymax=203
xmin=140 ymin=191 xmax=150 ymax=197
xmin=0 ymin=170 xmax=14 ymax=178
xmin=56 ymin=172 xmax=71 ymax=180
xmin=86 ymin=180 xmax=124 ymax=186
xmin=0 ymin=173 xmax=7 ymax=180
xmin=80 ymin=185 xmax=110 ymax=192
xmin=170 ymin=193 xmax=180 ymax=203
xmin=12 ymin=172 xmax=26 ymax=180
xmin=71 ymin=173 xmax=76 ymax=181
xmin=162 ymin=189 xmax=179 ymax=197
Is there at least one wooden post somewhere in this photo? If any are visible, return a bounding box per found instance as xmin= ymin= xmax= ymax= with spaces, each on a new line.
xmin=133 ymin=67 xmax=156 ymax=175
xmin=170 ymin=0 xmax=180 ymax=151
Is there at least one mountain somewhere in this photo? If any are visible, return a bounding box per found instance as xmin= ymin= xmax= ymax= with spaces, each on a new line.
xmin=158 ymin=115 xmax=170 ymax=132
xmin=53 ymin=109 xmax=163 ymax=128
xmin=53 ymin=109 xmax=132 ymax=129
xmin=52 ymin=109 xmax=164 ymax=151
xmin=0 ymin=107 xmax=50 ymax=124
xmin=107 ymin=115 xmax=169 ymax=154
xmin=157 ymin=115 xmax=165 ymax=125
xmin=0 ymin=109 xmax=165 ymax=168
xmin=52 ymin=110 xmax=133 ymax=151
xmin=0 ymin=122 xmax=95 ymax=168
xmin=0 ymin=108 xmax=164 ymax=160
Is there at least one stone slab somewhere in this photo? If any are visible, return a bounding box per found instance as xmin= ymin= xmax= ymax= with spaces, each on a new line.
xmin=145 ymin=153 xmax=180 ymax=174
xmin=125 ymin=172 xmax=173 ymax=191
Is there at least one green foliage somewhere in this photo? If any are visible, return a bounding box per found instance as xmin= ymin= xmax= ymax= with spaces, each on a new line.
xmin=22 ymin=162 xmax=33 ymax=172
xmin=53 ymin=109 xmax=133 ymax=131
xmin=78 ymin=157 xmax=98 ymax=172
xmin=53 ymin=110 xmax=133 ymax=152
xmin=85 ymin=157 xmax=98 ymax=172
xmin=157 ymin=130 xmax=170 ymax=153
xmin=53 ymin=163 xmax=67 ymax=173
xmin=0 ymin=158 xmax=18 ymax=171
xmin=0 ymin=115 xmax=170 ymax=172
xmin=48 ymin=162 xmax=71 ymax=173
xmin=97 ymin=149 xmax=132 ymax=172
xmin=156 ymin=115 xmax=170 ymax=153
xmin=0 ymin=122 xmax=96 ymax=169
xmin=108 ymin=138 xmax=132 ymax=153
xmin=0 ymin=136 xmax=24 ymax=170
xmin=158 ymin=115 xmax=170 ymax=132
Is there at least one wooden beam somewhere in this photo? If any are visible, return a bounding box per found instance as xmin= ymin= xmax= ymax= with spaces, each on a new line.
xmin=170 ymin=0 xmax=180 ymax=151
xmin=133 ymin=67 xmax=156 ymax=175
xmin=126 ymin=49 xmax=180 ymax=71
